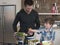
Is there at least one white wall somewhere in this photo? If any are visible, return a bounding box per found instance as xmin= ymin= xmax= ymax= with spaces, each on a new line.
xmin=54 ymin=30 xmax=60 ymax=45
xmin=0 ymin=0 xmax=21 ymax=13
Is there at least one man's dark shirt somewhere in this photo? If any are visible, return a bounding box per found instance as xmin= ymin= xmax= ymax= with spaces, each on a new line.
xmin=13 ymin=9 xmax=40 ymax=33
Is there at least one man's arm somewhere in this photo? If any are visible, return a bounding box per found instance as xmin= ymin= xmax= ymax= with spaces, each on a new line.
xmin=28 ymin=28 xmax=42 ymax=33
xmin=13 ymin=12 xmax=20 ymax=32
xmin=35 ymin=12 xmax=40 ymax=29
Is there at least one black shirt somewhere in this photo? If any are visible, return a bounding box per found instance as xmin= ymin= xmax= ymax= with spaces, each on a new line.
xmin=13 ymin=9 xmax=40 ymax=33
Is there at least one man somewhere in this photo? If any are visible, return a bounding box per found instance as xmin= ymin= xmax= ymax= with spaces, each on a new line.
xmin=13 ymin=0 xmax=40 ymax=35
xmin=13 ymin=0 xmax=40 ymax=45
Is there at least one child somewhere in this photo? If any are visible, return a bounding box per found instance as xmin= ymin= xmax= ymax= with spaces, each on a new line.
xmin=40 ymin=18 xmax=55 ymax=45
xmin=29 ymin=18 xmax=55 ymax=45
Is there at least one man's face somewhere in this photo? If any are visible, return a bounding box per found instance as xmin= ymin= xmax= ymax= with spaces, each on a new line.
xmin=44 ymin=23 xmax=52 ymax=29
xmin=25 ymin=5 xmax=33 ymax=13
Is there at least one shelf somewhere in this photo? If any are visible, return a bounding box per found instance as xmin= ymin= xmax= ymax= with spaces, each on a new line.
xmin=38 ymin=13 xmax=60 ymax=15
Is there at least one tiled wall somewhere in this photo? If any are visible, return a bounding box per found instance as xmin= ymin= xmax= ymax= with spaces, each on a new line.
xmin=21 ymin=0 xmax=60 ymax=13
xmin=33 ymin=0 xmax=60 ymax=13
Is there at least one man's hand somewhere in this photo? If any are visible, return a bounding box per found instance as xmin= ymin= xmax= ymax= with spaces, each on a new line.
xmin=28 ymin=28 xmax=38 ymax=32
xmin=28 ymin=28 xmax=34 ymax=35
xmin=28 ymin=28 xmax=33 ymax=31
xmin=14 ymin=32 xmax=17 ymax=37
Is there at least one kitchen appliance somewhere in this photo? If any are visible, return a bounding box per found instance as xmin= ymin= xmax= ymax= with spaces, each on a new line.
xmin=0 ymin=5 xmax=16 ymax=45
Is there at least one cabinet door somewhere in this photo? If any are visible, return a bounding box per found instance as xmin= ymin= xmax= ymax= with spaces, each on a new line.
xmin=0 ymin=6 xmax=3 ymax=43
xmin=3 ymin=6 xmax=16 ymax=43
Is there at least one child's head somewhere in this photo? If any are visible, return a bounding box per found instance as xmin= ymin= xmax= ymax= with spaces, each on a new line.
xmin=44 ymin=18 xmax=55 ymax=29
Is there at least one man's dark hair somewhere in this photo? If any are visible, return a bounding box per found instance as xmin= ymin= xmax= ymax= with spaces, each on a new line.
xmin=44 ymin=18 xmax=55 ymax=25
xmin=24 ymin=0 xmax=34 ymax=6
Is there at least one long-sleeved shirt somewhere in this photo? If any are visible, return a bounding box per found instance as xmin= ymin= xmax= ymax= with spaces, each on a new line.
xmin=13 ymin=9 xmax=40 ymax=33
xmin=39 ymin=27 xmax=55 ymax=42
